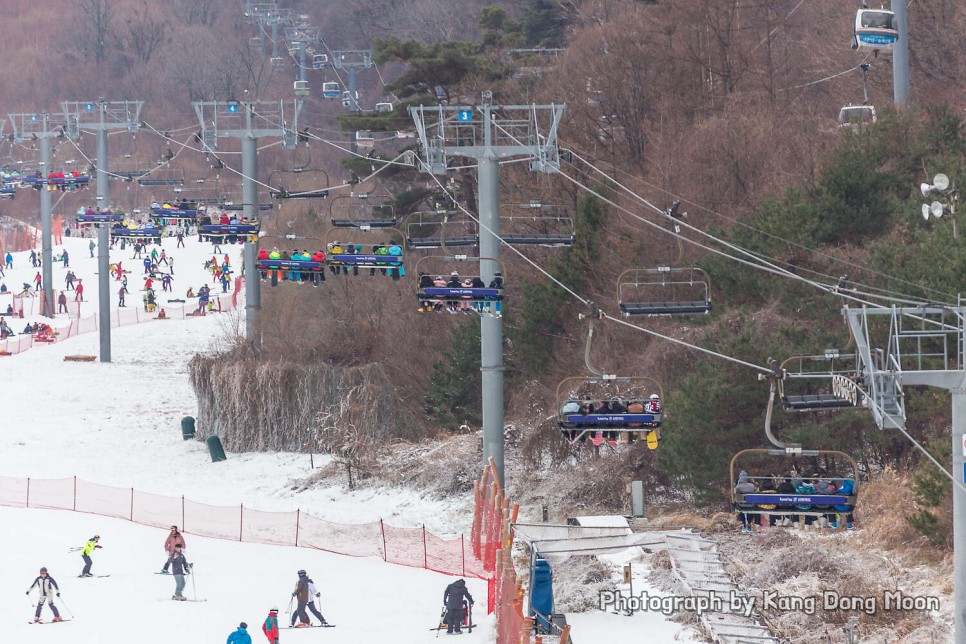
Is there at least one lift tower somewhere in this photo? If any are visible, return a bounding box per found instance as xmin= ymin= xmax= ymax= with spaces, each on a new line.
xmin=331 ymin=50 xmax=374 ymax=115
xmin=410 ymin=97 xmax=565 ymax=487
xmin=63 ymin=100 xmax=142 ymax=362
xmin=7 ymin=112 xmax=70 ymax=319
xmin=192 ymin=99 xmax=303 ymax=344
xmin=285 ymin=26 xmax=321 ymax=84
xmin=843 ymin=304 xmax=966 ymax=642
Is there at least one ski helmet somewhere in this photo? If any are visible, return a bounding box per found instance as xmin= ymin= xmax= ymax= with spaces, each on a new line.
xmin=298 ymin=569 xmax=307 ymax=576
xmin=270 ymin=606 xmax=278 ymax=613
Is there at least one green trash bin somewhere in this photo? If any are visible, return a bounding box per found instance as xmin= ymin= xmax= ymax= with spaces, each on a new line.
xmin=206 ymin=435 xmax=227 ymax=462
xmin=181 ymin=416 xmax=196 ymax=441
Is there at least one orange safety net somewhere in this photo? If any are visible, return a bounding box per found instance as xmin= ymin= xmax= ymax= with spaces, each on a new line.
xmin=0 ymin=475 xmax=488 ymax=580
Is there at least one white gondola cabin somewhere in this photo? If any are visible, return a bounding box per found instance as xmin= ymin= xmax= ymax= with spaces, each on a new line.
xmin=312 ymin=54 xmax=329 ymax=69
xmin=294 ymin=80 xmax=310 ymax=97
xmin=342 ymin=90 xmax=359 ymax=108
xmin=375 ymin=102 xmax=394 ymax=113
xmin=355 ymin=130 xmax=375 ymax=149
xmin=321 ymin=82 xmax=340 ymax=99
xmin=853 ymin=9 xmax=897 ymax=52
xmin=837 ymin=105 xmax=876 ymax=128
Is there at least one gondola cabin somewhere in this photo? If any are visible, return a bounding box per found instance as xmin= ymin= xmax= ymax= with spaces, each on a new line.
xmin=556 ymin=375 xmax=663 ymax=448
xmin=838 ymin=105 xmax=877 ymax=128
xmin=342 ymin=90 xmax=359 ymax=108
xmin=322 ymin=82 xmax=340 ymax=99
xmin=374 ymin=102 xmax=394 ymax=113
xmin=313 ymin=54 xmax=329 ymax=70
xmin=294 ymin=80 xmax=310 ymax=97
xmin=853 ymin=9 xmax=897 ymax=52
xmin=355 ymin=131 xmax=375 ymax=149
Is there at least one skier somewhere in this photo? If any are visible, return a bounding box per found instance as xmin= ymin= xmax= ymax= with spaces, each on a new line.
xmin=226 ymin=622 xmax=252 ymax=644
xmin=57 ymin=292 xmax=67 ymax=314
xmin=161 ymin=525 xmax=186 ymax=573
xmin=262 ymin=607 xmax=280 ymax=643
xmin=290 ymin=569 xmax=326 ymax=628
xmin=80 ymin=534 xmax=102 ymax=576
xmin=89 ymin=239 xmax=95 ymax=258
xmin=304 ymin=574 xmax=328 ymax=626
xmin=165 ymin=542 xmax=191 ymax=600
xmin=443 ymin=578 xmax=474 ymax=634
xmin=75 ymin=280 xmax=84 ymax=302
xmin=26 ymin=567 xmax=63 ymax=623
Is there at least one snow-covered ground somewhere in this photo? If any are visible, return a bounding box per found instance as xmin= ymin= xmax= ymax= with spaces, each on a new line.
xmin=0 ymin=231 xmax=704 ymax=643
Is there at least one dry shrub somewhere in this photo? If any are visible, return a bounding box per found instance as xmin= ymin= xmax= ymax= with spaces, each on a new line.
xmin=549 ymin=555 xmax=614 ymax=613
xmin=854 ymin=468 xmax=933 ymax=557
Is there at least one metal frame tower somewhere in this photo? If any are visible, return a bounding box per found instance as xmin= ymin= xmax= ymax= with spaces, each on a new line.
xmin=62 ymin=100 xmax=143 ymax=363
xmin=844 ymin=304 xmax=966 ymax=642
xmin=410 ymin=97 xmax=565 ymax=486
xmin=331 ymin=50 xmax=374 ymax=114
xmin=285 ymin=26 xmax=321 ymax=84
xmin=192 ymin=99 xmax=303 ymax=343
xmin=7 ymin=111 xmax=70 ymax=319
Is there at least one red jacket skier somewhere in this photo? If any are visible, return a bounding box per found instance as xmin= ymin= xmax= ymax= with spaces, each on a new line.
xmin=262 ymin=607 xmax=279 ymax=643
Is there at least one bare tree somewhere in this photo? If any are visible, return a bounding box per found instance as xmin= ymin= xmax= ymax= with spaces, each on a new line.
xmin=124 ymin=3 xmax=168 ymax=64
xmin=78 ymin=0 xmax=117 ymax=64
xmin=174 ymin=0 xmax=220 ymax=27
xmin=316 ymin=384 xmax=386 ymax=490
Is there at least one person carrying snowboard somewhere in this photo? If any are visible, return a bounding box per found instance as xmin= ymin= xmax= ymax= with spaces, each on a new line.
xmin=80 ymin=534 xmax=102 ymax=577
xmin=26 ymin=567 xmax=63 ymax=623
xmin=443 ymin=578 xmax=473 ymax=634
xmin=262 ymin=607 xmax=279 ymax=643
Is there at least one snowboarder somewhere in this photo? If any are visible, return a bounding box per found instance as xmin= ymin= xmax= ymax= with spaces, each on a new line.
xmin=80 ymin=534 xmax=102 ymax=576
xmin=165 ymin=543 xmax=191 ymax=600
xmin=26 ymin=567 xmax=63 ymax=623
xmin=161 ymin=525 xmax=186 ymax=573
xmin=443 ymin=578 xmax=474 ymax=634
xmin=262 ymin=607 xmax=279 ymax=644
xmin=227 ymin=622 xmax=252 ymax=644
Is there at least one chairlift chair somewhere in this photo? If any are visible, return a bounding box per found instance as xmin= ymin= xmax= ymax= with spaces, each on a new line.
xmin=294 ymin=80 xmax=310 ymax=97
xmin=852 ymin=9 xmax=898 ymax=52
xmin=617 ymin=266 xmax=712 ymax=316
xmin=501 ymin=201 xmax=575 ymax=246
xmin=556 ymin=375 xmax=664 ymax=448
xmin=405 ymin=211 xmax=479 ymax=249
xmin=312 ymin=54 xmax=329 ymax=69
xmin=837 ymin=105 xmax=877 ymax=128
xmin=775 ymin=353 xmax=866 ymax=412
xmin=730 ymin=448 xmax=859 ymax=524
xmin=329 ymin=194 xmax=397 ymax=228
xmin=414 ymin=255 xmax=504 ymax=316
xmin=321 ymin=82 xmax=340 ymax=99
xmin=269 ymin=167 xmax=329 ymax=200
xmin=324 ymin=227 xmax=406 ymax=278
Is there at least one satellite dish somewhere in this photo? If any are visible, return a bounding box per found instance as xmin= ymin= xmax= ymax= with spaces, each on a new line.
xmin=933 ymin=173 xmax=950 ymax=191
xmin=921 ymin=183 xmax=932 ymax=197
xmin=922 ymin=203 xmax=930 ymax=220
xmin=931 ymin=201 xmax=944 ymax=218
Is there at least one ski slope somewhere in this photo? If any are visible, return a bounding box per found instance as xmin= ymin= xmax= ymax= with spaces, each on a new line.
xmin=0 ymin=232 xmax=705 ymax=643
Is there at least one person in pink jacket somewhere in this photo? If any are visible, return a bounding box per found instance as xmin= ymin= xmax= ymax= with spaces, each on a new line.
xmin=160 ymin=525 xmax=186 ymax=574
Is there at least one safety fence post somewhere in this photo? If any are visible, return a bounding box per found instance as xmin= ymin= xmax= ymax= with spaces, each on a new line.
xmin=423 ymin=525 xmax=428 ymax=569
xmin=25 ymin=478 xmax=30 ymax=507
xmin=181 ymin=495 xmax=185 ymax=531
xmin=295 ymin=509 xmax=300 ymax=547
xmin=239 ymin=504 xmax=244 ymax=541
xmin=73 ymin=476 xmax=77 ymax=511
xmin=129 ymin=487 xmax=134 ymax=521
xmin=380 ymin=519 xmax=387 ymax=561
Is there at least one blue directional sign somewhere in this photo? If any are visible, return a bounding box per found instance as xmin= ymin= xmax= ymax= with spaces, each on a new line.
xmin=226 ymin=102 xmax=240 ymax=113
xmin=85 ymin=103 xmax=94 ymax=111
xmin=457 ymin=109 xmax=473 ymax=123
xmin=29 ymin=114 xmax=37 ymax=122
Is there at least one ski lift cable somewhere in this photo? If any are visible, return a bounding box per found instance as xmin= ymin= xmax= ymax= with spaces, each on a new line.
xmin=564 ymin=149 xmax=954 ymax=307
xmin=62 ymin=132 xmax=188 ymax=184
xmin=749 ymin=0 xmax=807 ymax=55
xmin=569 ymin=150 xmax=959 ymax=305
xmin=488 ymin=120 xmax=898 ymax=308
xmin=777 ymin=57 xmax=871 ymax=93
xmin=415 ymin=159 xmax=774 ymax=375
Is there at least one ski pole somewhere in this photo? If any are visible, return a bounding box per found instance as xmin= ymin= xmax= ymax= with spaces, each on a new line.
xmin=58 ymin=596 xmax=74 ymax=619
xmin=468 ymin=602 xmax=473 ymax=633
xmin=285 ymin=595 xmax=294 ymax=616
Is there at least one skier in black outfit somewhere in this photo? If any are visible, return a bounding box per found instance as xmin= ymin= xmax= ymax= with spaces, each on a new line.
xmin=443 ymin=578 xmax=473 ymax=634
xmin=26 ymin=567 xmax=63 ymax=622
